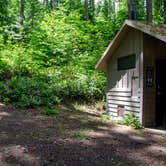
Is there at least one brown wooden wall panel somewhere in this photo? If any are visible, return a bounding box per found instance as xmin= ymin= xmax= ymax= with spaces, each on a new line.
xmin=143 ymin=34 xmax=166 ymax=127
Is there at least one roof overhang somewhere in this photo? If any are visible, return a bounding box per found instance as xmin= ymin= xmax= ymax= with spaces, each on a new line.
xmin=96 ymin=19 xmax=166 ymax=71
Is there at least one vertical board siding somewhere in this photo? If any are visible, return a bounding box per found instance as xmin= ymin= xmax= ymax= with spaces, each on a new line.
xmin=106 ymin=29 xmax=143 ymax=121
xmin=123 ymin=73 xmax=128 ymax=88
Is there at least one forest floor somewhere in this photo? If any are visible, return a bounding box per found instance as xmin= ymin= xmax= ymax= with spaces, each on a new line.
xmin=0 ymin=102 xmax=166 ymax=166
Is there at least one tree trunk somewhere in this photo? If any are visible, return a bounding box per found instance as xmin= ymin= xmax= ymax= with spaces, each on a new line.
xmin=146 ymin=0 xmax=152 ymax=23
xmin=128 ymin=0 xmax=138 ymax=20
xmin=20 ymin=0 xmax=24 ymax=25
xmin=89 ymin=0 xmax=95 ymax=21
xmin=164 ymin=0 xmax=166 ymax=24
xmin=46 ymin=0 xmax=48 ymax=6
xmin=52 ymin=0 xmax=58 ymax=10
xmin=112 ymin=1 xmax=116 ymax=19
xmin=91 ymin=0 xmax=95 ymax=13
xmin=85 ymin=0 xmax=89 ymax=20
xmin=50 ymin=0 xmax=53 ymax=9
xmin=127 ymin=0 xmax=132 ymax=19
xmin=69 ymin=0 xmax=74 ymax=10
xmin=43 ymin=0 xmax=49 ymax=7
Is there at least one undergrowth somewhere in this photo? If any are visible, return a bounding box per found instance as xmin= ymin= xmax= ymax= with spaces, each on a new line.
xmin=100 ymin=114 xmax=111 ymax=121
xmin=122 ymin=114 xmax=143 ymax=129
xmin=0 ymin=75 xmax=104 ymax=108
xmin=41 ymin=107 xmax=59 ymax=116
xmin=73 ymin=133 xmax=89 ymax=140
xmin=0 ymin=9 xmax=125 ymax=108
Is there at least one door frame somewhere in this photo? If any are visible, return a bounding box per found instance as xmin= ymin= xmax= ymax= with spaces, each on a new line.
xmin=155 ymin=59 xmax=166 ymax=126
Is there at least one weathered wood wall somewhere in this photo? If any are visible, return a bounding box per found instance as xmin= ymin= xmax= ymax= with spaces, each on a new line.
xmin=143 ymin=34 xmax=166 ymax=127
xmin=106 ymin=28 xmax=143 ymax=121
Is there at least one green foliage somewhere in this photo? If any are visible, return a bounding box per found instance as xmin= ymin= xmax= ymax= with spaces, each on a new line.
xmin=100 ymin=114 xmax=110 ymax=121
xmin=0 ymin=0 xmax=9 ymax=26
xmin=153 ymin=0 xmax=164 ymax=24
xmin=102 ymin=0 xmax=115 ymax=20
xmin=0 ymin=0 xmax=143 ymax=109
xmin=5 ymin=164 xmax=15 ymax=166
xmin=0 ymin=10 xmax=118 ymax=108
xmin=0 ymin=0 xmax=164 ymax=110
xmin=41 ymin=107 xmax=59 ymax=116
xmin=123 ymin=114 xmax=143 ymax=129
xmin=83 ymin=128 xmax=95 ymax=132
xmin=0 ymin=76 xmax=61 ymax=108
xmin=73 ymin=133 xmax=89 ymax=140
xmin=25 ymin=0 xmax=44 ymax=28
xmin=133 ymin=130 xmax=147 ymax=136
xmin=157 ymin=140 xmax=166 ymax=145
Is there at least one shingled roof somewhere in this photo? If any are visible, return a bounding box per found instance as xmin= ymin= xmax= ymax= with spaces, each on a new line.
xmin=96 ymin=19 xmax=166 ymax=71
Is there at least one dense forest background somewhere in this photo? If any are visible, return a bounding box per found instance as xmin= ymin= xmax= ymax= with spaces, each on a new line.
xmin=0 ymin=0 xmax=165 ymax=108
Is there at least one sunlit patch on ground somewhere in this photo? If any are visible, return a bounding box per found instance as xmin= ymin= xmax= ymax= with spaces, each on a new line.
xmin=0 ymin=112 xmax=10 ymax=120
xmin=0 ymin=102 xmax=166 ymax=165
xmin=0 ymin=145 xmax=40 ymax=165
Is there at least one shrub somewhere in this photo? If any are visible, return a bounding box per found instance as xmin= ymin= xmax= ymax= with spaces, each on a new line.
xmin=123 ymin=114 xmax=143 ymax=129
xmin=100 ymin=114 xmax=110 ymax=121
xmin=0 ymin=76 xmax=61 ymax=108
xmin=0 ymin=72 xmax=105 ymax=108
xmin=73 ymin=133 xmax=89 ymax=140
xmin=41 ymin=107 xmax=59 ymax=116
xmin=83 ymin=128 xmax=95 ymax=132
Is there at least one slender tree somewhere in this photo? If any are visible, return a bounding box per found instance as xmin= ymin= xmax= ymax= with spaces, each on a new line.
xmin=20 ymin=0 xmax=24 ymax=25
xmin=91 ymin=0 xmax=95 ymax=12
xmin=68 ymin=0 xmax=75 ymax=11
xmin=89 ymin=0 xmax=95 ymax=21
xmin=112 ymin=1 xmax=116 ymax=19
xmin=103 ymin=0 xmax=109 ymax=19
xmin=46 ymin=0 xmax=49 ymax=6
xmin=164 ymin=0 xmax=166 ymax=24
xmin=27 ymin=0 xmax=42 ymax=27
xmin=96 ymin=0 xmax=102 ymax=16
xmin=50 ymin=0 xmax=59 ymax=10
xmin=85 ymin=0 xmax=89 ymax=20
xmin=0 ymin=0 xmax=9 ymax=26
xmin=90 ymin=0 xmax=95 ymax=14
xmin=43 ymin=0 xmax=49 ymax=8
xmin=146 ymin=0 xmax=152 ymax=22
xmin=128 ymin=0 xmax=138 ymax=20
xmin=128 ymin=0 xmax=132 ymax=19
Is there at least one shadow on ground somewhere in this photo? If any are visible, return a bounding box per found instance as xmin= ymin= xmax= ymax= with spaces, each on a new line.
xmin=0 ymin=103 xmax=166 ymax=166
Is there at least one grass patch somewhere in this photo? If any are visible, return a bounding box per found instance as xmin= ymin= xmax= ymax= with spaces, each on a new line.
xmin=73 ymin=133 xmax=89 ymax=140
xmin=133 ymin=129 xmax=147 ymax=136
xmin=157 ymin=140 xmax=166 ymax=145
xmin=122 ymin=114 xmax=143 ymax=129
xmin=83 ymin=128 xmax=95 ymax=132
xmin=95 ymin=100 xmax=105 ymax=111
xmin=72 ymin=102 xmax=84 ymax=111
xmin=41 ymin=107 xmax=59 ymax=116
xmin=5 ymin=164 xmax=15 ymax=166
xmin=100 ymin=114 xmax=110 ymax=121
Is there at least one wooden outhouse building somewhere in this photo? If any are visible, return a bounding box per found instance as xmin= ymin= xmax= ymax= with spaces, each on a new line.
xmin=96 ymin=20 xmax=166 ymax=127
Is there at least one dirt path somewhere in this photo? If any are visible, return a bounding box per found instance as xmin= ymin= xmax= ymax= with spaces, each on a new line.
xmin=0 ymin=103 xmax=166 ymax=166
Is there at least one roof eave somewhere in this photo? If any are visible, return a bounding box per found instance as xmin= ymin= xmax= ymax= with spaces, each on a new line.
xmin=125 ymin=20 xmax=166 ymax=42
xmin=95 ymin=22 xmax=129 ymax=71
xmin=95 ymin=19 xmax=166 ymax=71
